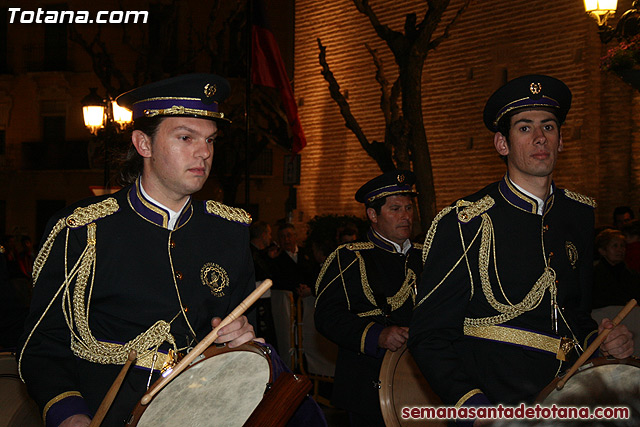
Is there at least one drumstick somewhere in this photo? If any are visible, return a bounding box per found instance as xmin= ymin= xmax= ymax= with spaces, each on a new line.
xmin=556 ymin=298 xmax=637 ymax=390
xmin=140 ymin=279 xmax=272 ymax=406
xmin=89 ymin=349 xmax=137 ymax=427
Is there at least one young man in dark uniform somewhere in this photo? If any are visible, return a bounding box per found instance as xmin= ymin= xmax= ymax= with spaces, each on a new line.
xmin=408 ymin=75 xmax=633 ymax=424
xmin=315 ymin=170 xmax=423 ymax=426
xmin=18 ymin=74 xmax=258 ymax=427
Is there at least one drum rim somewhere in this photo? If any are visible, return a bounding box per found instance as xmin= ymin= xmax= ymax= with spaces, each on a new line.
xmin=379 ymin=344 xmax=407 ymax=427
xmin=535 ymin=356 xmax=640 ymax=403
xmin=126 ymin=341 xmax=273 ymax=427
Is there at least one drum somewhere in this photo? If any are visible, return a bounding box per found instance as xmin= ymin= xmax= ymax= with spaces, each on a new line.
xmin=0 ymin=352 xmax=43 ymax=426
xmin=127 ymin=342 xmax=306 ymax=427
xmin=537 ymin=357 xmax=640 ymax=405
xmin=378 ymin=344 xmax=446 ymax=427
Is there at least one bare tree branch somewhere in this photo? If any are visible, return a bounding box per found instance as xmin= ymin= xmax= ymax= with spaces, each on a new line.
xmin=352 ymin=0 xmax=405 ymax=52
xmin=428 ymin=0 xmax=473 ymax=51
xmin=318 ymin=38 xmax=394 ymax=171
xmin=365 ymin=43 xmax=392 ymax=126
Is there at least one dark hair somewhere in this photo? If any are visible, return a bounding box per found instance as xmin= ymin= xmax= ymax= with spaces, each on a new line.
xmin=622 ymin=219 xmax=640 ymax=238
xmin=595 ymin=228 xmax=625 ymax=251
xmin=278 ymin=223 xmax=295 ymax=234
xmin=116 ymin=116 xmax=165 ymax=186
xmin=366 ymin=197 xmax=387 ymax=215
xmin=613 ymin=206 xmax=635 ymax=221
xmin=250 ymin=220 xmax=270 ymax=240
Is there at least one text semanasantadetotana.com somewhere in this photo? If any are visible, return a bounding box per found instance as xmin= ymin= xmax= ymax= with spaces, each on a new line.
xmin=402 ymin=404 xmax=631 ymax=420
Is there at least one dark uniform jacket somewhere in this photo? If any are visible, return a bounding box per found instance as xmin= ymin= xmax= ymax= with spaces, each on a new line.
xmin=314 ymin=229 xmax=422 ymax=423
xmin=408 ymin=175 xmax=598 ymax=413
xmin=272 ymin=248 xmax=315 ymax=293
xmin=18 ymin=178 xmax=255 ymax=427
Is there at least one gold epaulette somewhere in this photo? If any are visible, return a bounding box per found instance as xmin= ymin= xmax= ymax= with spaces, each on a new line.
xmin=32 ymin=198 xmax=119 ymax=284
xmin=205 ymin=200 xmax=252 ymax=225
xmin=342 ymin=242 xmax=374 ymax=251
xmin=563 ymin=189 xmax=597 ymax=208
xmin=457 ymin=195 xmax=495 ymax=223
xmin=66 ymin=198 xmax=120 ymax=228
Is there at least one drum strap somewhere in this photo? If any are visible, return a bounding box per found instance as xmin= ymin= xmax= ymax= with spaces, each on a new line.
xmin=464 ymin=324 xmax=574 ymax=361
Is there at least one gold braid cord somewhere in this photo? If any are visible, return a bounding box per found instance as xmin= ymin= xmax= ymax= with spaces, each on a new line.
xmin=463 ymin=214 xmax=557 ymax=327
xmin=21 ymin=198 xmax=175 ymax=373
xmin=69 ymin=223 xmax=175 ymax=365
xmin=563 ymin=189 xmax=597 ymax=208
xmin=356 ymin=250 xmax=416 ymax=318
xmin=205 ymin=200 xmax=252 ymax=225
xmin=315 ymin=244 xmax=416 ymax=317
xmin=418 ymin=198 xmax=556 ymax=325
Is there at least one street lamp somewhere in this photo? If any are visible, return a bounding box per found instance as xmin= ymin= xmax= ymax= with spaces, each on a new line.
xmin=81 ymin=88 xmax=133 ymax=189
xmin=584 ymin=0 xmax=618 ymax=26
xmin=81 ymin=87 xmax=106 ymax=135
xmin=585 ymin=0 xmax=640 ymax=43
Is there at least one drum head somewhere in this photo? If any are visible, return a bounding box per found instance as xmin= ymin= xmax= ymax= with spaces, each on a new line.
xmin=537 ymin=357 xmax=640 ymax=404
xmin=379 ymin=345 xmax=445 ymax=427
xmin=135 ymin=345 xmax=271 ymax=427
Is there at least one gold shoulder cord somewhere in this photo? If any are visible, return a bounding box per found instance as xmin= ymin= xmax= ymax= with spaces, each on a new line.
xmin=19 ymin=199 xmax=176 ymax=380
xmin=205 ymin=200 xmax=252 ymax=225
xmin=416 ymin=201 xmax=484 ymax=308
xmin=315 ymin=244 xmax=358 ymax=304
xmin=463 ymin=214 xmax=556 ymax=327
xmin=564 ymin=189 xmax=597 ymax=208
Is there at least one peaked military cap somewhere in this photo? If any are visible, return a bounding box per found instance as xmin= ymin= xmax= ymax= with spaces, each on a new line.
xmin=116 ymin=73 xmax=231 ymax=123
xmin=483 ymin=74 xmax=572 ymax=132
xmin=355 ymin=170 xmax=417 ymax=204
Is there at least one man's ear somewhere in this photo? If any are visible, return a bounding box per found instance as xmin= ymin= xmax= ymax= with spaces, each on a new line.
xmin=132 ymin=130 xmax=152 ymax=158
xmin=366 ymin=207 xmax=377 ymax=224
xmin=494 ymin=132 xmax=509 ymax=157
xmin=558 ymin=130 xmax=564 ymax=152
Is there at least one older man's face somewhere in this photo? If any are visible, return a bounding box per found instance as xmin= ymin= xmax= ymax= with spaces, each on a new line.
xmin=368 ymin=195 xmax=413 ymax=245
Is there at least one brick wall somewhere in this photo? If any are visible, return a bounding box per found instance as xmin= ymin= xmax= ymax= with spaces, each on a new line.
xmin=294 ymin=0 xmax=640 ymax=229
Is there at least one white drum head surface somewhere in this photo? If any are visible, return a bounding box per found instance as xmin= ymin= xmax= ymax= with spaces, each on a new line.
xmin=137 ymin=351 xmax=270 ymax=426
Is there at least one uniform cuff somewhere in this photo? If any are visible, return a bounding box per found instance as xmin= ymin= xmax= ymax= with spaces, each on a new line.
xmin=44 ymin=392 xmax=92 ymax=427
xmin=584 ymin=329 xmax=600 ymax=356
xmin=361 ymin=322 xmax=385 ymax=357
xmin=455 ymin=389 xmax=491 ymax=427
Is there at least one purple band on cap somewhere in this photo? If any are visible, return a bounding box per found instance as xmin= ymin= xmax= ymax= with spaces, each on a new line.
xmin=365 ymin=184 xmax=413 ymax=203
xmin=495 ymin=95 xmax=559 ymax=126
xmin=132 ymin=98 xmax=219 ymax=119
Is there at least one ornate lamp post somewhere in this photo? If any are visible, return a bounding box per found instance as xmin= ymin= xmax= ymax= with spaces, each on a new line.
xmin=81 ymin=88 xmax=132 ymax=189
xmin=584 ymin=0 xmax=640 ymax=43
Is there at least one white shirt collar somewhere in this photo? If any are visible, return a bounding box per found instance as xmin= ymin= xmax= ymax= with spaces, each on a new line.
xmin=377 ymin=232 xmax=411 ymax=255
xmin=510 ymin=179 xmax=553 ymax=216
xmin=139 ymin=182 xmax=187 ymax=230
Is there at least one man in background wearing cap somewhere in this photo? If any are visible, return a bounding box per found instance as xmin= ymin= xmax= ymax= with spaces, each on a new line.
xmin=315 ymin=170 xmax=423 ymax=426
xmin=18 ymin=74 xmax=258 ymax=427
xmin=408 ymin=75 xmax=633 ymax=422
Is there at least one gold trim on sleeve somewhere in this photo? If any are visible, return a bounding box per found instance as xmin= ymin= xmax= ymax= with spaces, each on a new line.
xmin=43 ymin=391 xmax=83 ymax=423
xmin=361 ymin=322 xmax=376 ymax=354
xmin=455 ymin=388 xmax=483 ymax=409
xmin=584 ymin=329 xmax=598 ymax=351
